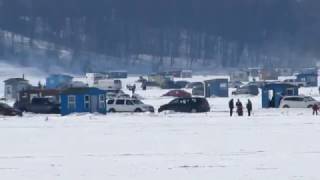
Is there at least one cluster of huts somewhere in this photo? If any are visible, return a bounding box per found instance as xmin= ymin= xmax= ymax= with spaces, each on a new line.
xmin=2 ymin=67 xmax=319 ymax=116
xmin=230 ymin=67 xmax=318 ymax=87
xmin=3 ymin=71 xmax=128 ymax=116
xmin=230 ymin=67 xmax=319 ymax=108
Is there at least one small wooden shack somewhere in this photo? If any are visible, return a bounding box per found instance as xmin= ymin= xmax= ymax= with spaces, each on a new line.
xmin=262 ymin=83 xmax=299 ymax=108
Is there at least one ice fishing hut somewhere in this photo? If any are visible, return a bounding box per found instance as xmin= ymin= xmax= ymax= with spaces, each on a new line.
xmin=60 ymin=87 xmax=107 ymax=116
xmin=46 ymin=74 xmax=73 ymax=89
xmin=262 ymin=83 xmax=299 ymax=108
xmin=296 ymin=68 xmax=318 ymax=87
xmin=204 ymin=79 xmax=229 ymax=97
xmin=86 ymin=73 xmax=107 ymax=87
xmin=107 ymin=71 xmax=128 ymax=79
xmin=4 ymin=78 xmax=31 ymax=101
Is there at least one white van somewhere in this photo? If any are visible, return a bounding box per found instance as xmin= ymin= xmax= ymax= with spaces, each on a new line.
xmin=107 ymin=98 xmax=154 ymax=113
xmin=95 ymin=79 xmax=122 ymax=91
xmin=86 ymin=73 xmax=106 ymax=87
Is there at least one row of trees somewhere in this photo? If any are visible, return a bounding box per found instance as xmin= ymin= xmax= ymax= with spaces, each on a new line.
xmin=0 ymin=0 xmax=320 ymax=72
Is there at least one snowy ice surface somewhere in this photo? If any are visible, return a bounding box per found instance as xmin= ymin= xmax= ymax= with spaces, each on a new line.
xmin=0 ymin=63 xmax=320 ymax=179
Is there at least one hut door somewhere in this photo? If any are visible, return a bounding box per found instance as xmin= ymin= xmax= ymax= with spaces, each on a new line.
xmin=286 ymin=88 xmax=294 ymax=96
xmin=268 ymin=90 xmax=276 ymax=108
xmin=91 ymin=96 xmax=98 ymax=112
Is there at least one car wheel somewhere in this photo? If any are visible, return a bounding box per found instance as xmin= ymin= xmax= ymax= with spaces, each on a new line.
xmin=134 ymin=108 xmax=142 ymax=113
xmin=191 ymin=109 xmax=197 ymax=113
xmin=307 ymin=105 xmax=313 ymax=108
xmin=283 ymin=105 xmax=290 ymax=108
xmin=109 ymin=109 xmax=116 ymax=113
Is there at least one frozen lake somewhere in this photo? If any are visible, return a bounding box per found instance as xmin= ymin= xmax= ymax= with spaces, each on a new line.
xmin=0 ymin=110 xmax=320 ymax=180
xmin=0 ymin=63 xmax=320 ymax=179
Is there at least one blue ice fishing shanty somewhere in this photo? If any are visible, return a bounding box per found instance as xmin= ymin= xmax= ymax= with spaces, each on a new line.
xmin=60 ymin=87 xmax=107 ymax=116
xmin=46 ymin=74 xmax=73 ymax=89
xmin=262 ymin=83 xmax=299 ymax=108
xmin=296 ymin=68 xmax=318 ymax=87
xmin=204 ymin=79 xmax=229 ymax=97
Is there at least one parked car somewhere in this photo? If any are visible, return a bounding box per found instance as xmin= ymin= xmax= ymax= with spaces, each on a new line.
xmin=248 ymin=81 xmax=266 ymax=88
xmin=106 ymin=90 xmax=130 ymax=99
xmin=14 ymin=97 xmax=60 ymax=114
xmin=232 ymin=85 xmax=259 ymax=96
xmin=0 ymin=103 xmax=22 ymax=116
xmin=283 ymin=79 xmax=306 ymax=87
xmin=95 ymin=79 xmax=122 ymax=91
xmin=107 ymin=98 xmax=154 ymax=113
xmin=158 ymin=97 xmax=210 ymax=113
xmin=162 ymin=90 xmax=192 ymax=98
xmin=229 ymin=81 xmax=244 ymax=89
xmin=280 ymin=96 xmax=320 ymax=108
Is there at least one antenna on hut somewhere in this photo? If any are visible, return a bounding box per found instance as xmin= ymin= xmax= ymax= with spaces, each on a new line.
xmin=22 ymin=74 xmax=25 ymax=80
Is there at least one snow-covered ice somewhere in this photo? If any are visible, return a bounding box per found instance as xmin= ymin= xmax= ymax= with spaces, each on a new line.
xmin=1 ymin=110 xmax=320 ymax=180
xmin=0 ymin=63 xmax=320 ymax=179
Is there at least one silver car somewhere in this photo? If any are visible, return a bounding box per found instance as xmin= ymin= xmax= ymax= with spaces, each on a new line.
xmin=280 ymin=96 xmax=320 ymax=108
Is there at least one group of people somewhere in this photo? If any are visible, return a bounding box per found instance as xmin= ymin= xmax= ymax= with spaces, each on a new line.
xmin=128 ymin=82 xmax=147 ymax=96
xmin=127 ymin=84 xmax=137 ymax=96
xmin=229 ymin=99 xmax=253 ymax=117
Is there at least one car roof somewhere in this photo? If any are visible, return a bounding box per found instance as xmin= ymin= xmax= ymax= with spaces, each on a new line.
xmin=108 ymin=98 xmax=136 ymax=100
xmin=283 ymin=96 xmax=309 ymax=98
xmin=173 ymin=97 xmax=205 ymax=100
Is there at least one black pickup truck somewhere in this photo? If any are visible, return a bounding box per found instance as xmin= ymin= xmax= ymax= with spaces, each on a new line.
xmin=14 ymin=97 xmax=60 ymax=114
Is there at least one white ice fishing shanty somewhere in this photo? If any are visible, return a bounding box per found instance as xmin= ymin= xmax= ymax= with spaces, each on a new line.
xmin=4 ymin=76 xmax=31 ymax=101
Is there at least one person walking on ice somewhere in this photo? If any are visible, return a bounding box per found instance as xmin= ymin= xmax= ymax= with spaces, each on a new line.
xmin=246 ymin=99 xmax=253 ymax=116
xmin=229 ymin=99 xmax=234 ymax=117
xmin=312 ymin=103 xmax=319 ymax=116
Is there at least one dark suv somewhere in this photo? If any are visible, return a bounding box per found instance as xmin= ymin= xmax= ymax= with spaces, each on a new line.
xmin=232 ymin=85 xmax=259 ymax=96
xmin=158 ymin=97 xmax=210 ymax=113
xmin=14 ymin=97 xmax=60 ymax=114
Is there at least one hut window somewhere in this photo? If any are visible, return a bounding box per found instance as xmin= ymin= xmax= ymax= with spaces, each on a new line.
xmin=84 ymin=95 xmax=90 ymax=109
xmin=286 ymin=88 xmax=294 ymax=96
xmin=220 ymin=83 xmax=227 ymax=88
xmin=68 ymin=96 xmax=76 ymax=110
xmin=99 ymin=95 xmax=105 ymax=108
xmin=116 ymin=99 xmax=125 ymax=105
xmin=6 ymin=86 xmax=12 ymax=94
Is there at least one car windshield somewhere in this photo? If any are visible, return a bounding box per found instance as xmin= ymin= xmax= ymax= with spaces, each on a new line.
xmin=0 ymin=103 xmax=11 ymax=109
xmin=132 ymin=100 xmax=143 ymax=104
xmin=33 ymin=98 xmax=50 ymax=104
xmin=170 ymin=99 xmax=180 ymax=104
xmin=305 ymin=97 xmax=316 ymax=101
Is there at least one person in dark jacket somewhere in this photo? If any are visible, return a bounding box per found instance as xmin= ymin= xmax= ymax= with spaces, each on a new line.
xmin=228 ymin=99 xmax=234 ymax=116
xmin=246 ymin=99 xmax=253 ymax=116
xmin=132 ymin=84 xmax=136 ymax=95
xmin=236 ymin=99 xmax=243 ymax=116
xmin=141 ymin=80 xmax=147 ymax=91
xmin=312 ymin=103 xmax=319 ymax=116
